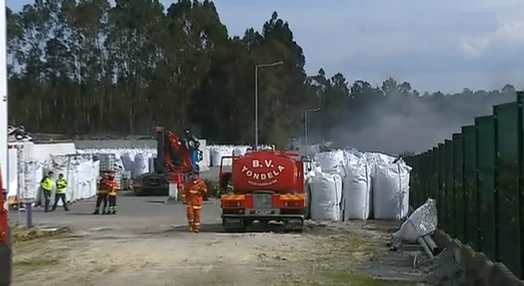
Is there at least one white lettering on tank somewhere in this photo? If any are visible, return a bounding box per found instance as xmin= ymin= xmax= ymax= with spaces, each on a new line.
xmin=241 ymin=162 xmax=286 ymax=186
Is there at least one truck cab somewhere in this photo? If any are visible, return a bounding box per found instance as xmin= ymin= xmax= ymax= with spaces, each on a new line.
xmin=219 ymin=150 xmax=306 ymax=232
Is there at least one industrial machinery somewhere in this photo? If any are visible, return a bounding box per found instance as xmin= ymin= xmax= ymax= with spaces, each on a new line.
xmin=132 ymin=127 xmax=201 ymax=196
xmin=0 ymin=166 xmax=11 ymax=286
xmin=219 ymin=150 xmax=306 ymax=232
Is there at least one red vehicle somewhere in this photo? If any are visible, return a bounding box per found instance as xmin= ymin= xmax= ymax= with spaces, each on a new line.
xmin=219 ymin=150 xmax=306 ymax=232
xmin=0 ymin=165 xmax=11 ymax=286
xmin=132 ymin=127 xmax=196 ymax=196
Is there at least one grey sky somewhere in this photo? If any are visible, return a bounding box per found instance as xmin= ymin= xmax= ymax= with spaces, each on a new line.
xmin=8 ymin=0 xmax=524 ymax=93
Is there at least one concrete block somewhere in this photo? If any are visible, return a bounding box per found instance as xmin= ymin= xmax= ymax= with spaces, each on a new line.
xmin=462 ymin=251 xmax=493 ymax=286
xmin=486 ymin=263 xmax=524 ymax=286
xmin=460 ymin=244 xmax=476 ymax=269
xmin=432 ymin=230 xmax=524 ymax=286
xmin=475 ymin=253 xmax=494 ymax=282
xmin=433 ymin=230 xmax=453 ymax=248
xmin=452 ymin=239 xmax=464 ymax=263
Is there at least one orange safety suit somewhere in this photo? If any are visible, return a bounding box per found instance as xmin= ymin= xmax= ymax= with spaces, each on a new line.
xmin=183 ymin=179 xmax=207 ymax=232
xmin=107 ymin=178 xmax=119 ymax=214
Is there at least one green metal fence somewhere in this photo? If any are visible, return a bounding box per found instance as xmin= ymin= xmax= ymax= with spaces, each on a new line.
xmin=408 ymin=91 xmax=524 ymax=279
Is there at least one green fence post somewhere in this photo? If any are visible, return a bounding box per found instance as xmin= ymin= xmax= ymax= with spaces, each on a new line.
xmin=445 ymin=139 xmax=455 ymax=237
xmin=426 ymin=151 xmax=433 ymax=201
xmin=437 ymin=144 xmax=445 ymax=229
xmin=462 ymin=125 xmax=479 ymax=249
xmin=518 ymin=91 xmax=524 ymax=278
xmin=493 ymin=102 xmax=521 ymax=277
xmin=407 ymin=155 xmax=415 ymax=206
xmin=412 ymin=155 xmax=420 ymax=207
xmin=417 ymin=153 xmax=424 ymax=206
xmin=453 ymin=133 xmax=465 ymax=242
xmin=475 ymin=115 xmax=498 ymax=260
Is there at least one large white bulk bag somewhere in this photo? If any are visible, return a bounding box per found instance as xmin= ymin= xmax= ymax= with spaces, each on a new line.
xmin=232 ymin=147 xmax=244 ymax=157
xmin=23 ymin=161 xmax=42 ymax=200
xmin=7 ymin=148 xmax=18 ymax=197
xmin=309 ymin=170 xmax=342 ymax=221
xmin=314 ymin=150 xmax=344 ymax=174
xmin=148 ymin=156 xmax=156 ymax=173
xmin=133 ymin=153 xmax=149 ymax=177
xmin=342 ymin=157 xmax=371 ymax=220
xmin=121 ymin=152 xmax=135 ymax=172
xmin=210 ymin=149 xmax=221 ymax=167
xmin=373 ymin=162 xmax=411 ymax=220
xmin=202 ymin=148 xmax=210 ymax=167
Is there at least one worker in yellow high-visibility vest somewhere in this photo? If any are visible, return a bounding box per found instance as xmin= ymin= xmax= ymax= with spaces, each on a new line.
xmin=40 ymin=171 xmax=54 ymax=212
xmin=51 ymin=173 xmax=69 ymax=211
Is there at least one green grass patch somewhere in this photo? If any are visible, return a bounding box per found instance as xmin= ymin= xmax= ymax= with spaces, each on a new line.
xmin=14 ymin=258 xmax=60 ymax=276
xmin=326 ymin=272 xmax=417 ymax=285
xmin=12 ymin=226 xmax=71 ymax=244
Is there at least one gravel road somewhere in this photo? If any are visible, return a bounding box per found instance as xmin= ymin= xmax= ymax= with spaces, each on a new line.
xmin=8 ymin=168 xmax=443 ymax=286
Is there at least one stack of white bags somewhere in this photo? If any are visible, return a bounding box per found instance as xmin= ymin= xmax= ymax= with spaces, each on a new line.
xmin=307 ymin=148 xmax=411 ymax=221
xmin=6 ymin=151 xmax=101 ymax=206
xmin=207 ymin=144 xmax=274 ymax=167
xmin=80 ymin=148 xmax=157 ymax=178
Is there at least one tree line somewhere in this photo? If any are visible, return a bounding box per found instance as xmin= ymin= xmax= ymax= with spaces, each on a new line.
xmin=7 ymin=0 xmax=520 ymax=148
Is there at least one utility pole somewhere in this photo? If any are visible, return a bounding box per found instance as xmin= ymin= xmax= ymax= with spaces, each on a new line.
xmin=304 ymin=108 xmax=321 ymax=157
xmin=254 ymin=61 xmax=283 ymax=150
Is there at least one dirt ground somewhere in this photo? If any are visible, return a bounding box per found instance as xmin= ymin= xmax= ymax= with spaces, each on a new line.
xmin=8 ymin=179 xmax=458 ymax=286
xmin=11 ymin=218 xmax=430 ymax=286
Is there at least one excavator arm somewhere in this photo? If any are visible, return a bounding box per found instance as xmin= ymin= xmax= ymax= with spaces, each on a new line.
xmin=154 ymin=127 xmax=195 ymax=174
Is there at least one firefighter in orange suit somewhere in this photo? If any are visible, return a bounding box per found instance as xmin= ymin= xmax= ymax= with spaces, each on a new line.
xmin=183 ymin=171 xmax=207 ymax=232
xmin=106 ymin=172 xmax=118 ymax=215
xmin=93 ymin=173 xmax=109 ymax=215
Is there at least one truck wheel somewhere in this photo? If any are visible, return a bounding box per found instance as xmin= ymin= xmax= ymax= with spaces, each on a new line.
xmin=283 ymin=219 xmax=304 ymax=233
xmin=223 ymin=225 xmax=244 ymax=233
xmin=222 ymin=220 xmax=245 ymax=233
xmin=0 ymin=226 xmax=12 ymax=286
xmin=133 ymin=188 xmax=146 ymax=196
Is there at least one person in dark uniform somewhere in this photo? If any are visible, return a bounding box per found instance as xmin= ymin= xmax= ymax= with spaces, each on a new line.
xmin=51 ymin=173 xmax=69 ymax=211
xmin=93 ymin=173 xmax=109 ymax=215
xmin=40 ymin=171 xmax=54 ymax=212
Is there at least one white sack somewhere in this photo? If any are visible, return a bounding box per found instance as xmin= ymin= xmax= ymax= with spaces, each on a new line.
xmin=23 ymin=161 xmax=42 ymax=200
xmin=148 ymin=156 xmax=156 ymax=173
xmin=7 ymin=148 xmax=17 ymax=197
xmin=309 ymin=170 xmax=342 ymax=221
xmin=48 ymin=155 xmax=99 ymax=206
xmin=121 ymin=152 xmax=135 ymax=172
xmin=342 ymin=155 xmax=371 ymax=220
xmin=314 ymin=150 xmax=345 ymax=174
xmin=393 ymin=198 xmax=437 ymax=243
xmin=133 ymin=153 xmax=149 ymax=178
xmin=373 ymin=162 xmax=411 ymax=220
xmin=210 ymin=148 xmax=232 ymax=166
xmin=232 ymin=147 xmax=245 ymax=156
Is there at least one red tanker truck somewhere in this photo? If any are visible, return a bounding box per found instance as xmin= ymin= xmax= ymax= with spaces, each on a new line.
xmin=218 ymin=150 xmax=306 ymax=232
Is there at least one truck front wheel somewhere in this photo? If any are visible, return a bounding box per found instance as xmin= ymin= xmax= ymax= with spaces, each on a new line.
xmin=222 ymin=218 xmax=246 ymax=233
